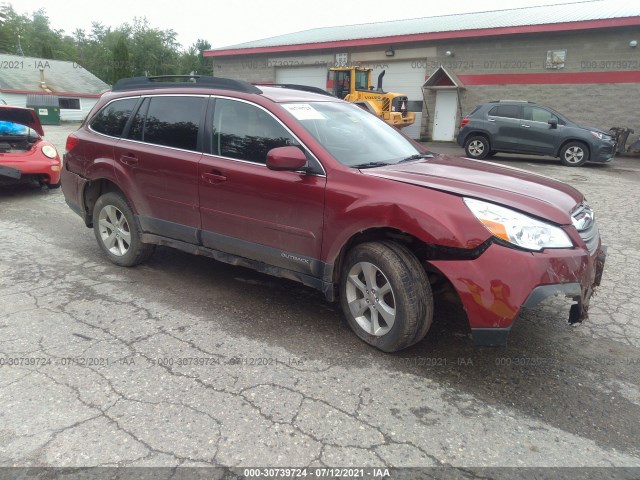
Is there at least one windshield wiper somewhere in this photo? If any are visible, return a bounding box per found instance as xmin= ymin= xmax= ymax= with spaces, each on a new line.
xmin=398 ymin=153 xmax=434 ymax=163
xmin=351 ymin=161 xmax=390 ymax=169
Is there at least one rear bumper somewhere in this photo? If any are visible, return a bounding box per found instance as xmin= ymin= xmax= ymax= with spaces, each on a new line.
xmin=431 ymin=241 xmax=607 ymax=347
xmin=60 ymin=166 xmax=91 ymax=225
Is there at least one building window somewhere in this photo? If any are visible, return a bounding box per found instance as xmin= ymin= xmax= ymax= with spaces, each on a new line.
xmin=545 ymin=50 xmax=566 ymax=69
xmin=59 ymin=98 xmax=81 ymax=110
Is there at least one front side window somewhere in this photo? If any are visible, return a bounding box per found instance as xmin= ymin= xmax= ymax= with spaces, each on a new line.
xmin=524 ymin=106 xmax=558 ymax=124
xmin=90 ymin=97 xmax=138 ymax=137
xmin=213 ymin=99 xmax=299 ymax=164
xmin=143 ymin=96 xmax=205 ymax=151
xmin=488 ymin=105 xmax=521 ymax=119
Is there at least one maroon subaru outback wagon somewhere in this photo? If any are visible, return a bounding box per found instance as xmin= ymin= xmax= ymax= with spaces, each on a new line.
xmin=61 ymin=75 xmax=606 ymax=352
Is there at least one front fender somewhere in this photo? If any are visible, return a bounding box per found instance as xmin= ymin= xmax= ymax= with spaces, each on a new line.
xmin=321 ymin=171 xmax=491 ymax=265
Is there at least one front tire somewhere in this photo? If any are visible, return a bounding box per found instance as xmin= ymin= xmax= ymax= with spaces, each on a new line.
xmin=560 ymin=141 xmax=589 ymax=167
xmin=93 ymin=192 xmax=155 ymax=267
xmin=339 ymin=242 xmax=433 ymax=352
xmin=464 ymin=136 xmax=490 ymax=160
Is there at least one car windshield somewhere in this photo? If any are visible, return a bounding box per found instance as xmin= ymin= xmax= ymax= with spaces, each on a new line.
xmin=281 ymin=101 xmax=427 ymax=168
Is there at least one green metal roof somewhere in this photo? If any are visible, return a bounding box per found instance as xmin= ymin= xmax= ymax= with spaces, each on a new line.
xmin=212 ymin=0 xmax=640 ymax=51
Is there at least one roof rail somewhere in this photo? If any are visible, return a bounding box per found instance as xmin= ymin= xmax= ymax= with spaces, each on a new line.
xmin=112 ymin=75 xmax=263 ymax=94
xmin=258 ymin=83 xmax=334 ymax=97
xmin=489 ymin=99 xmax=535 ymax=103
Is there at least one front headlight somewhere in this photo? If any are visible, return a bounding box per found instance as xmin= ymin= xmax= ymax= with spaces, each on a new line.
xmin=42 ymin=145 xmax=58 ymax=159
xmin=464 ymin=198 xmax=573 ymax=251
xmin=591 ymin=131 xmax=612 ymax=141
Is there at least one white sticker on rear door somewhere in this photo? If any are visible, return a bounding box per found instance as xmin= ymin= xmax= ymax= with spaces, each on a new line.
xmin=282 ymin=104 xmax=326 ymax=120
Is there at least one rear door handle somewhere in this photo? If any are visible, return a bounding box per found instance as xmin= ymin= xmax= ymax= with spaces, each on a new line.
xmin=120 ymin=154 xmax=139 ymax=166
xmin=201 ymin=172 xmax=227 ymax=184
xmin=488 ymin=118 xmax=496 ymax=122
xmin=521 ymin=124 xmax=531 ymax=128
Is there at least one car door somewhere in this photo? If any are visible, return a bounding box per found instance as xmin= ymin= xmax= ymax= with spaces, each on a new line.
xmin=517 ymin=106 xmax=562 ymax=155
xmin=487 ymin=104 xmax=523 ymax=151
xmin=114 ymin=95 xmax=207 ymax=243
xmin=198 ymin=97 xmax=327 ymax=277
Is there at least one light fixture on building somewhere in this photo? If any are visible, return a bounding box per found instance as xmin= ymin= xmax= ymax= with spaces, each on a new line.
xmin=445 ymin=50 xmax=455 ymax=57
xmin=385 ymin=47 xmax=395 ymax=57
xmin=630 ymin=40 xmax=638 ymax=48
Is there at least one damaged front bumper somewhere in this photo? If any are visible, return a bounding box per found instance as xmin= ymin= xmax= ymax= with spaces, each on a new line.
xmin=430 ymin=241 xmax=607 ymax=347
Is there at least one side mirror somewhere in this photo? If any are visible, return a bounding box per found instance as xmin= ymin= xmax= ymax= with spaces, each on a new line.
xmin=266 ymin=146 xmax=307 ymax=171
xmin=548 ymin=118 xmax=558 ymax=129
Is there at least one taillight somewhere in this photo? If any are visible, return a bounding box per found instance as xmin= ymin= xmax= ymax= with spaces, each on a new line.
xmin=65 ymin=133 xmax=79 ymax=153
xmin=460 ymin=118 xmax=471 ymax=128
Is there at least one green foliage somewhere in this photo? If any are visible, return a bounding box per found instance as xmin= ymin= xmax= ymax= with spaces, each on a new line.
xmin=111 ymin=35 xmax=130 ymax=84
xmin=0 ymin=4 xmax=214 ymax=84
xmin=41 ymin=43 xmax=53 ymax=59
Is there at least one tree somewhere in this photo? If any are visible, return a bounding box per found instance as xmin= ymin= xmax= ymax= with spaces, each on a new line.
xmin=112 ymin=35 xmax=130 ymax=83
xmin=0 ymin=5 xmax=213 ymax=83
xmin=41 ymin=43 xmax=53 ymax=58
xmin=194 ymin=38 xmax=212 ymax=74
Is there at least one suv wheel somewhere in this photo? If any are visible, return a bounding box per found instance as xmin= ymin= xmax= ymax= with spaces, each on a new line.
xmin=339 ymin=241 xmax=433 ymax=352
xmin=464 ymin=136 xmax=490 ymax=160
xmin=560 ymin=142 xmax=589 ymax=167
xmin=93 ymin=192 xmax=155 ymax=267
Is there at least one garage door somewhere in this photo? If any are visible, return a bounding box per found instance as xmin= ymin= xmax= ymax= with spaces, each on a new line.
xmin=371 ymin=61 xmax=426 ymax=139
xmin=275 ymin=66 xmax=327 ymax=92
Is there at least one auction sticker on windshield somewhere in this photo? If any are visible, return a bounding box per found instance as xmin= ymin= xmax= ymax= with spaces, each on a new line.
xmin=282 ymin=103 xmax=326 ymax=120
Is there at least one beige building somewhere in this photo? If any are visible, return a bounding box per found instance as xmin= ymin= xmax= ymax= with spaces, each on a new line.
xmin=205 ymin=0 xmax=640 ymax=141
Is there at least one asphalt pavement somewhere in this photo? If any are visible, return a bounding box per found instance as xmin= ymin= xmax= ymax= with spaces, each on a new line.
xmin=1 ymin=124 xmax=639 ymax=476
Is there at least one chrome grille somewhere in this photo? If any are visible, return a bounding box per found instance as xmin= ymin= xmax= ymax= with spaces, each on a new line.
xmin=572 ymin=203 xmax=599 ymax=254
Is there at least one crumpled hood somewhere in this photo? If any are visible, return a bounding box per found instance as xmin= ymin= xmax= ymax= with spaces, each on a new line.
xmin=0 ymin=106 xmax=44 ymax=136
xmin=362 ymin=155 xmax=584 ymax=224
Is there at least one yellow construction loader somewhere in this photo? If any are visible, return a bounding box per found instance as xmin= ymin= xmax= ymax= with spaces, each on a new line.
xmin=327 ymin=67 xmax=415 ymax=129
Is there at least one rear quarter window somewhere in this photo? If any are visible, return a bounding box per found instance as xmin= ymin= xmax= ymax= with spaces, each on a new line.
xmin=90 ymin=97 xmax=139 ymax=137
xmin=468 ymin=105 xmax=482 ymax=116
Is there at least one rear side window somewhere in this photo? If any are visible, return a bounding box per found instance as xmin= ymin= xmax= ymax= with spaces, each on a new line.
xmin=143 ymin=96 xmax=205 ymax=151
xmin=127 ymin=98 xmax=149 ymax=142
xmin=488 ymin=105 xmax=521 ymax=119
xmin=212 ymin=98 xmax=298 ymax=164
xmin=90 ymin=98 xmax=139 ymax=137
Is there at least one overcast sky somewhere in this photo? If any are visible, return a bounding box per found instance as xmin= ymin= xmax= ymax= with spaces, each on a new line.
xmin=11 ymin=0 xmax=586 ymax=50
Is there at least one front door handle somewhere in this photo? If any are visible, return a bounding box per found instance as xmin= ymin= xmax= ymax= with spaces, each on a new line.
xmin=521 ymin=124 xmax=531 ymax=128
xmin=201 ymin=172 xmax=227 ymax=184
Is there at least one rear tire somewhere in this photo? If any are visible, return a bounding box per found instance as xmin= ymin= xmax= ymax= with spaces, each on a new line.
xmin=93 ymin=192 xmax=155 ymax=267
xmin=48 ymin=182 xmax=61 ymax=189
xmin=560 ymin=141 xmax=589 ymax=167
xmin=339 ymin=241 xmax=433 ymax=352
xmin=464 ymin=136 xmax=490 ymax=160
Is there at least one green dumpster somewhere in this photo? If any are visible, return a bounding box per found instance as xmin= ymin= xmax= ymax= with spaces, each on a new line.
xmin=26 ymin=94 xmax=60 ymax=126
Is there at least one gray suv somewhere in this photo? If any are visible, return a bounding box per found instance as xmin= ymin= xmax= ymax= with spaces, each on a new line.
xmin=456 ymin=101 xmax=616 ymax=167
